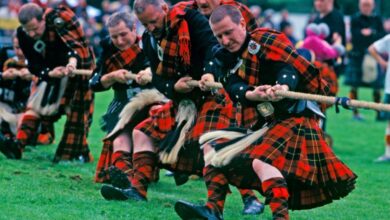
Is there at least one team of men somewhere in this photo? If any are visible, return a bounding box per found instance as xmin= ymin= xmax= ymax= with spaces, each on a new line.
xmin=0 ymin=1 xmax=356 ymax=219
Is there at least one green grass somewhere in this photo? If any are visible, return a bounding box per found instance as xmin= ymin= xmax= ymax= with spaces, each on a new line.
xmin=1 ymin=82 xmax=390 ymax=220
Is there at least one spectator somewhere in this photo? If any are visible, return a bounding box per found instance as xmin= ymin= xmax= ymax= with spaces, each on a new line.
xmin=369 ymin=34 xmax=390 ymax=162
xmin=344 ymin=0 xmax=385 ymax=121
xmin=313 ymin=0 xmax=346 ymax=76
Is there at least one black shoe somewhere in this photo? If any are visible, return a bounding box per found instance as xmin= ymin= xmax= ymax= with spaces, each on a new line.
xmin=173 ymin=173 xmax=189 ymax=186
xmin=100 ymin=185 xmax=146 ymax=201
xmin=0 ymin=136 xmax=22 ymax=159
xmin=174 ymin=200 xmax=223 ymax=220
xmin=108 ymin=166 xmax=131 ymax=189
xmin=242 ymin=197 xmax=264 ymax=215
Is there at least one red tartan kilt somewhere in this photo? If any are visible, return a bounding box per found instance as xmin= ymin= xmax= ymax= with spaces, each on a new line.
xmin=316 ymin=62 xmax=338 ymax=110
xmin=188 ymin=91 xmax=235 ymax=141
xmin=95 ymin=139 xmax=113 ymax=183
xmin=95 ymin=104 xmax=157 ymax=182
xmin=222 ymin=116 xmax=357 ymax=210
xmin=135 ymin=92 xmax=235 ymax=174
xmin=135 ymin=92 xmax=235 ymax=143
xmin=159 ymin=141 xmax=204 ymax=175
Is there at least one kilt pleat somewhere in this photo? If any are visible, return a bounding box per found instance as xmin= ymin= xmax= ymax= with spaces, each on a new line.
xmin=221 ymin=116 xmax=357 ymax=210
xmin=135 ymin=92 xmax=235 ymax=174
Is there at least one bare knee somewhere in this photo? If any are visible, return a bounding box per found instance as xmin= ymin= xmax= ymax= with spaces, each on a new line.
xmin=252 ymin=159 xmax=283 ymax=181
xmin=113 ymin=132 xmax=132 ymax=152
xmin=24 ymin=110 xmax=39 ymax=118
xmin=132 ymin=129 xmax=155 ymax=153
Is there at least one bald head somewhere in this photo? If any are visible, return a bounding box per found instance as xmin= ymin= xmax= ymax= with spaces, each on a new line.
xmin=209 ymin=5 xmax=242 ymax=25
xmin=359 ymin=0 xmax=375 ymax=16
xmin=18 ymin=3 xmax=44 ymax=25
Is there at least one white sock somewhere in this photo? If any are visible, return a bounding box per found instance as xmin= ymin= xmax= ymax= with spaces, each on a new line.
xmin=386 ymin=146 xmax=390 ymax=157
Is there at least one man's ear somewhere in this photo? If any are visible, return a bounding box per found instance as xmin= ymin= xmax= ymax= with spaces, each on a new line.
xmin=240 ymin=18 xmax=246 ymax=30
xmin=161 ymin=3 xmax=169 ymax=13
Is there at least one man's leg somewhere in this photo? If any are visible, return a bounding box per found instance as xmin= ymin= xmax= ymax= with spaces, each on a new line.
xmin=175 ymin=144 xmax=226 ymax=220
xmin=101 ymin=129 xmax=156 ymax=201
xmin=9 ymin=110 xmax=41 ymax=159
xmin=349 ymin=87 xmax=363 ymax=120
xmin=16 ymin=110 xmax=40 ymax=147
xmin=252 ymin=159 xmax=289 ymax=220
xmin=238 ymin=188 xmax=264 ymax=215
xmin=107 ymin=132 xmax=133 ymax=188
xmin=36 ymin=119 xmax=55 ymax=145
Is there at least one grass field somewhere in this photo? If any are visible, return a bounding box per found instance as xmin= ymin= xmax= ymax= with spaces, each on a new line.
xmin=1 ymin=82 xmax=390 ymax=220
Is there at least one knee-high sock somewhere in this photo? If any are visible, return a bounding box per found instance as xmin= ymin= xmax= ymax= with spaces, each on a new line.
xmin=112 ymin=151 xmax=133 ymax=174
xmin=238 ymin=188 xmax=260 ymax=203
xmin=262 ymin=177 xmax=289 ymax=220
xmin=204 ymin=165 xmax=229 ymax=214
xmin=130 ymin=151 xmax=156 ymax=198
xmin=16 ymin=114 xmax=39 ymax=147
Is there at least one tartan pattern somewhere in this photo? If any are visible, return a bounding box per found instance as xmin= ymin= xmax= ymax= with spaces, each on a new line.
xmin=53 ymin=89 xmax=93 ymax=162
xmin=315 ymin=62 xmax=338 ymax=96
xmin=105 ymin=44 xmax=142 ymax=73
xmin=112 ymin=151 xmax=133 ymax=174
xmin=224 ymin=117 xmax=357 ymax=210
xmin=131 ymin=151 xmax=157 ymax=198
xmin=45 ymin=5 xmax=95 ymax=70
xmin=240 ymin=29 xmax=329 ymax=95
xmin=135 ymin=93 xmax=234 ymax=173
xmin=238 ymin=188 xmax=259 ymax=203
xmin=234 ymin=103 xmax=259 ymax=129
xmin=95 ymin=139 xmax=113 ymax=183
xmin=204 ymin=165 xmax=229 ymax=214
xmin=176 ymin=0 xmax=257 ymax=32
xmin=314 ymin=61 xmax=338 ymax=110
xmin=96 ymin=103 xmax=156 ymax=182
xmin=159 ymin=140 xmax=204 ymax=175
xmin=156 ymin=5 xmax=191 ymax=77
xmin=16 ymin=114 xmax=39 ymax=147
xmin=136 ymin=93 xmax=234 ymax=143
xmin=262 ymin=177 xmax=290 ymax=220
xmin=42 ymin=5 xmax=95 ymax=162
xmin=189 ymin=92 xmax=234 ymax=141
xmin=135 ymin=102 xmax=200 ymax=174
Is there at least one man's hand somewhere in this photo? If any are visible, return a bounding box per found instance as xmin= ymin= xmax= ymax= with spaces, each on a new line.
xmin=135 ymin=67 xmax=152 ymax=85
xmin=378 ymin=60 xmax=388 ymax=71
xmin=64 ymin=57 xmax=77 ymax=77
xmin=199 ymin=73 xmax=215 ymax=91
xmin=1 ymin=68 xmax=18 ymax=80
xmin=111 ymin=69 xmax=129 ymax=84
xmin=64 ymin=63 xmax=76 ymax=77
xmin=267 ymin=84 xmax=289 ymax=102
xmin=245 ymin=84 xmax=289 ymax=102
xmin=19 ymin=68 xmax=33 ymax=80
xmin=174 ymin=76 xmax=194 ymax=93
xmin=245 ymin=85 xmax=271 ymax=101
xmin=361 ymin=28 xmax=372 ymax=36
xmin=49 ymin=66 xmax=66 ymax=78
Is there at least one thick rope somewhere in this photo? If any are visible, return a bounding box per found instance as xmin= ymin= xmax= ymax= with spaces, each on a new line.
xmin=71 ymin=70 xmax=390 ymax=112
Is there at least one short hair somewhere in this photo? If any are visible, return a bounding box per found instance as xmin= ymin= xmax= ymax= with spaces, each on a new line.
xmin=18 ymin=3 xmax=44 ymax=25
xmin=133 ymin=0 xmax=163 ymax=14
xmin=210 ymin=5 xmax=242 ymax=25
xmin=106 ymin=11 xmax=135 ymax=30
